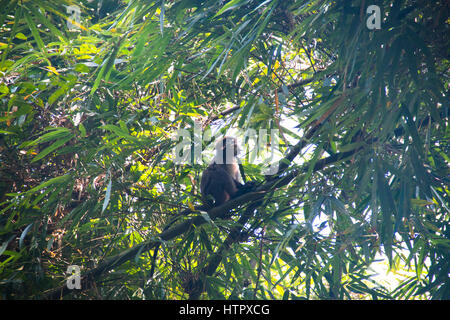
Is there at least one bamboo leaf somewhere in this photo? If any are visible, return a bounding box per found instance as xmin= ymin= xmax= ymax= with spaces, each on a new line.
xmin=376 ymin=161 xmax=396 ymax=265
xmin=31 ymin=134 xmax=74 ymax=163
xmin=160 ymin=0 xmax=165 ymax=36
xmin=24 ymin=11 xmax=45 ymax=52
xmin=27 ymin=174 xmax=71 ymax=194
xmin=102 ymin=176 xmax=112 ymax=213
xmin=27 ymin=4 xmax=66 ymax=41
xmin=90 ymin=44 xmax=119 ymax=95
xmin=101 ymin=124 xmax=139 ymax=142
xmin=215 ymin=0 xmax=246 ymax=17
xmin=0 ymin=235 xmax=15 ymax=256
xmin=19 ymin=223 xmax=33 ymax=249
xmin=24 ymin=127 xmax=71 ymax=147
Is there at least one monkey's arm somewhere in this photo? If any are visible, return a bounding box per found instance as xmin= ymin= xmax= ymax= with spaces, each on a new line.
xmin=234 ymin=180 xmax=257 ymax=197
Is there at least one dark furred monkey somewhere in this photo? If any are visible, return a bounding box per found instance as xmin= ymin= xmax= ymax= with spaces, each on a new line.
xmin=200 ymin=137 xmax=244 ymax=206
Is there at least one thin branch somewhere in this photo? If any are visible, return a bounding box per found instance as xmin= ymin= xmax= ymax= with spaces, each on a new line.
xmin=253 ymin=226 xmax=265 ymax=299
xmin=206 ymin=105 xmax=240 ymax=124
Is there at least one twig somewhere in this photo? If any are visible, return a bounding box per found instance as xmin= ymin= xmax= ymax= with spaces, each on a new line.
xmin=253 ymin=226 xmax=265 ymax=299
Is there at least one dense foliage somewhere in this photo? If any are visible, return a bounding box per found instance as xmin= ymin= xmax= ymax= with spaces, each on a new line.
xmin=0 ymin=0 xmax=448 ymax=299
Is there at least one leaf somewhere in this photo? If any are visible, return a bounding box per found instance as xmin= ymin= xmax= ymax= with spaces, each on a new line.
xmin=118 ymin=120 xmax=129 ymax=133
xmin=102 ymin=176 xmax=112 ymax=213
xmin=46 ymin=237 xmax=55 ymax=251
xmin=0 ymin=83 xmax=9 ymax=94
xmin=338 ymin=141 xmax=364 ymax=153
xmin=134 ymin=245 xmax=145 ymax=263
xmin=24 ymin=127 xmax=71 ymax=147
xmin=301 ymin=142 xmax=325 ymax=185
xmin=15 ymin=32 xmax=27 ymax=40
xmin=78 ymin=123 xmax=86 ymax=137
xmin=401 ymin=36 xmax=419 ymax=85
xmin=42 ymin=4 xmax=87 ymax=31
xmin=27 ymin=174 xmax=71 ymax=194
xmin=160 ymin=0 xmax=165 ymax=36
xmin=215 ymin=0 xmax=246 ymax=17
xmin=200 ymin=212 xmax=216 ymax=227
xmin=45 ymin=65 xmax=59 ymax=75
xmin=416 ymin=243 xmax=426 ymax=278
xmin=0 ymin=130 xmax=16 ymax=135
xmin=90 ymin=44 xmax=119 ymax=95
xmin=101 ymin=124 xmax=139 ymax=142
xmin=0 ymin=235 xmax=15 ymax=256
xmin=74 ymin=63 xmax=90 ymax=73
xmin=401 ymin=96 xmax=425 ymax=158
xmin=376 ymin=161 xmax=396 ymax=265
xmin=31 ymin=134 xmax=74 ymax=163
xmin=270 ymin=223 xmax=300 ymax=266
xmin=187 ymin=202 xmax=196 ymax=211
xmin=430 ymin=187 xmax=450 ymax=214
xmin=27 ymin=4 xmax=66 ymax=41
xmin=19 ymin=223 xmax=33 ymax=249
xmin=24 ymin=11 xmax=45 ymax=52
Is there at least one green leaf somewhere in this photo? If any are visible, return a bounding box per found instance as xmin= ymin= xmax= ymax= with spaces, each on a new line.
xmin=134 ymin=245 xmax=145 ymax=264
xmin=27 ymin=4 xmax=66 ymax=41
xmin=48 ymin=86 xmax=68 ymax=105
xmin=102 ymin=176 xmax=112 ymax=213
xmin=24 ymin=127 xmax=71 ymax=147
xmin=19 ymin=223 xmax=33 ymax=249
xmin=376 ymin=161 xmax=396 ymax=265
xmin=270 ymin=223 xmax=300 ymax=266
xmin=101 ymin=124 xmax=139 ymax=142
xmin=74 ymin=63 xmax=90 ymax=73
xmin=78 ymin=123 xmax=87 ymax=137
xmin=31 ymin=134 xmax=74 ymax=163
xmin=215 ymin=0 xmax=245 ymax=17
xmin=27 ymin=174 xmax=71 ymax=194
xmin=0 ymin=235 xmax=15 ymax=256
xmin=118 ymin=120 xmax=129 ymax=133
xmin=90 ymin=44 xmax=119 ymax=95
xmin=0 ymin=83 xmax=9 ymax=94
xmin=24 ymin=11 xmax=45 ymax=52
xmin=401 ymin=96 xmax=425 ymax=158
xmin=160 ymin=0 xmax=165 ymax=36
xmin=0 ymin=130 xmax=16 ymax=135
xmin=15 ymin=32 xmax=27 ymax=40
xmin=200 ymin=212 xmax=214 ymax=225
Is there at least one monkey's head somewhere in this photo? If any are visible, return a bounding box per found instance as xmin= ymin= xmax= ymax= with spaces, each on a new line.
xmin=215 ymin=136 xmax=239 ymax=164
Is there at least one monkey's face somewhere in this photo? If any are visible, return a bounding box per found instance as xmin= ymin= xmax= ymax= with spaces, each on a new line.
xmin=215 ymin=137 xmax=239 ymax=163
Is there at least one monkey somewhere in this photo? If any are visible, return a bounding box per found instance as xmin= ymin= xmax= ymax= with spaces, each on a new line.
xmin=200 ymin=136 xmax=245 ymax=206
xmin=149 ymin=137 xmax=256 ymax=277
xmin=149 ymin=137 xmax=253 ymax=278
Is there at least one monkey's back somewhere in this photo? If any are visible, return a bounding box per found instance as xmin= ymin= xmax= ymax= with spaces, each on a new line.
xmin=200 ymin=163 xmax=239 ymax=205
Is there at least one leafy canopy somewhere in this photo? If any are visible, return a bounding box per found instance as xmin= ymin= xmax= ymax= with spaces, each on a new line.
xmin=0 ymin=0 xmax=448 ymax=299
